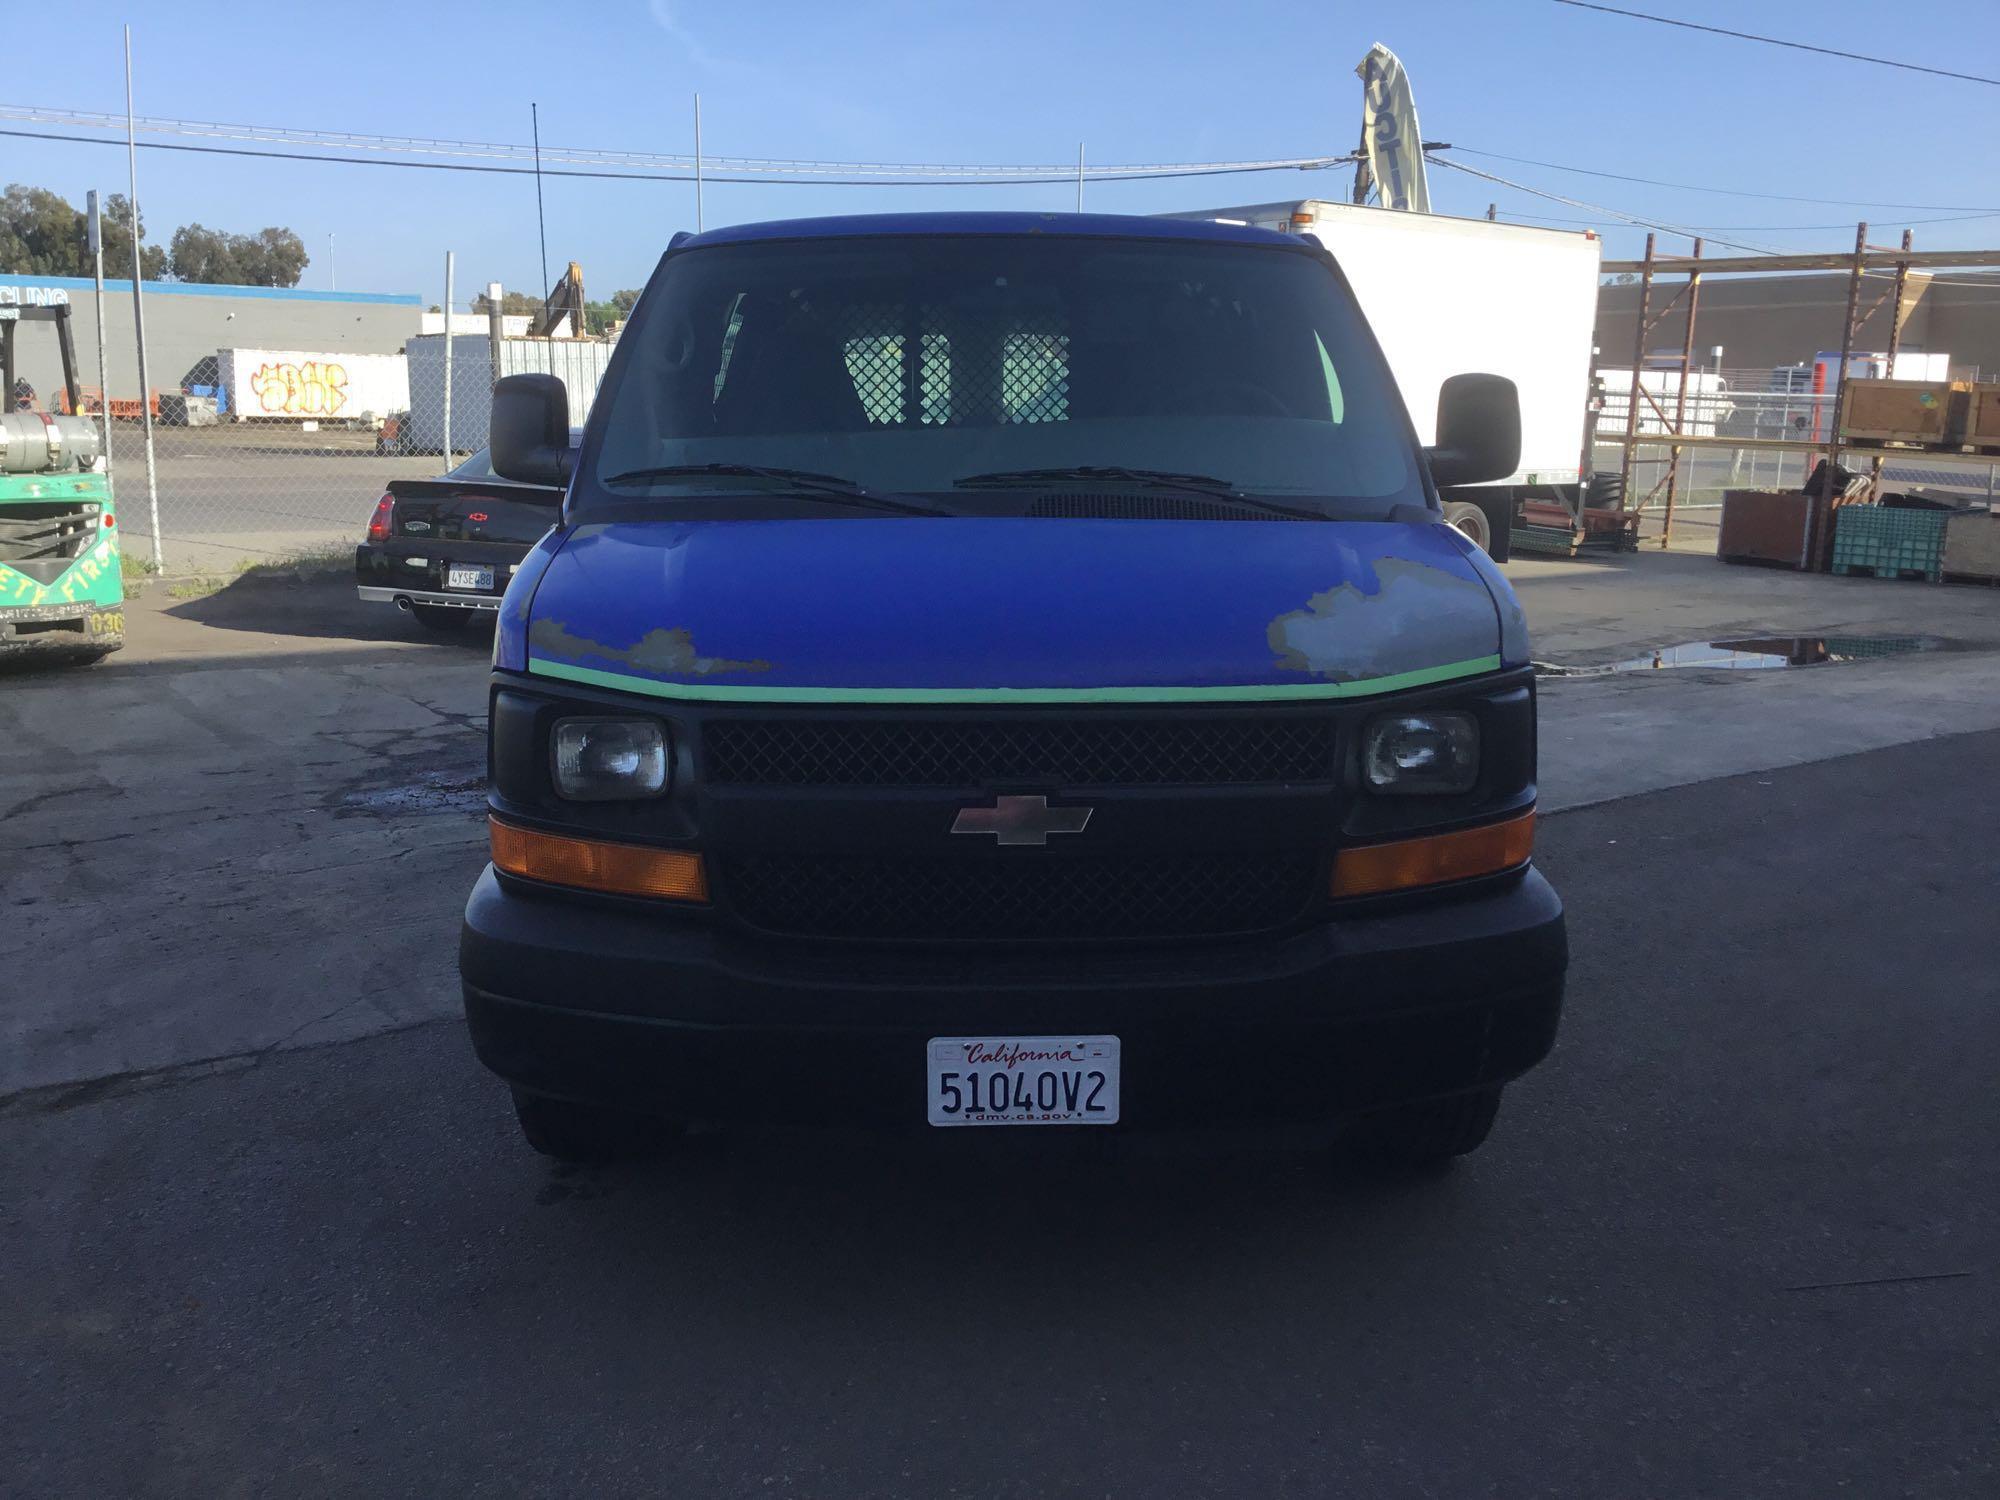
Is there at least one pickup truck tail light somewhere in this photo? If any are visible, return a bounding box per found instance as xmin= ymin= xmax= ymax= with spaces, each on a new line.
xmin=1330 ymin=811 xmax=1535 ymax=900
xmin=366 ymin=493 xmax=395 ymax=543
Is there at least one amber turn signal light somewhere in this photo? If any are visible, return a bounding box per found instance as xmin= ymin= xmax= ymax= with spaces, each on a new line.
xmin=489 ymin=817 xmax=710 ymax=903
xmin=1330 ymin=811 xmax=1535 ymax=899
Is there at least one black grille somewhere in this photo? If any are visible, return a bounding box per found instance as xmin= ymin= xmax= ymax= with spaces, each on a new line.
xmin=704 ymin=717 xmax=1337 ymax=787
xmin=721 ymin=853 xmax=1318 ymax=941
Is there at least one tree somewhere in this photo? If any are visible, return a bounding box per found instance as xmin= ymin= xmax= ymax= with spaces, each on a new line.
xmin=577 ymin=288 xmax=643 ymax=335
xmin=169 ymin=223 xmax=242 ymax=284
xmin=169 ymin=222 xmax=308 ymax=287
xmin=469 ymin=288 xmax=547 ymax=317
xmin=100 ymin=195 xmax=167 ymax=281
xmin=239 ymin=227 xmax=309 ymax=287
xmin=0 ymin=184 xmax=84 ymax=275
xmin=1 ymin=182 xmax=303 ymax=285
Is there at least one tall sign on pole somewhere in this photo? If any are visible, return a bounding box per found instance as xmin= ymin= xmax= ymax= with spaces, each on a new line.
xmin=1355 ymin=43 xmax=1432 ymax=213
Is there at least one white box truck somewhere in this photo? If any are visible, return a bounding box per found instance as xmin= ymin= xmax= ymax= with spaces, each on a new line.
xmin=1162 ymin=201 xmax=1603 ymax=554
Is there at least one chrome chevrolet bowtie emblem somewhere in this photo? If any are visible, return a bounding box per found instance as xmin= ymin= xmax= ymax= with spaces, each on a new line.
xmin=951 ymin=795 xmax=1093 ymax=847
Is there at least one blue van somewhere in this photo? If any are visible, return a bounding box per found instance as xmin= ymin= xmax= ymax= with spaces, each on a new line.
xmin=462 ymin=212 xmax=1565 ymax=1166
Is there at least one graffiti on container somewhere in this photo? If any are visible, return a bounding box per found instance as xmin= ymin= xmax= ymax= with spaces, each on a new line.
xmin=248 ymin=360 xmax=350 ymax=417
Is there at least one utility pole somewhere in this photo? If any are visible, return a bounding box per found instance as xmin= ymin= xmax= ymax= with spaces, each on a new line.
xmin=532 ymin=103 xmax=550 ymax=300
xmin=1077 ymin=143 xmax=1085 ymax=212
xmin=123 ymin=25 xmax=163 ymax=571
xmin=87 ymin=191 xmax=115 ymax=506
xmin=442 ymin=251 xmax=456 ymax=460
xmin=694 ymin=94 xmax=704 ymax=233
xmin=486 ymin=281 xmax=506 ymax=392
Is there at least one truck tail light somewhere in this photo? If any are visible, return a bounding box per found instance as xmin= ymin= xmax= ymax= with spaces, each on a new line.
xmin=489 ymin=817 xmax=709 ymax=903
xmin=1330 ymin=811 xmax=1535 ymax=900
xmin=366 ymin=493 xmax=395 ymax=542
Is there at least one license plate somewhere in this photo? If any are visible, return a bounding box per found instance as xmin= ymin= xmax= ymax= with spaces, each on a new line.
xmin=927 ymin=1036 xmax=1120 ymax=1127
xmin=446 ymin=564 xmax=494 ymax=591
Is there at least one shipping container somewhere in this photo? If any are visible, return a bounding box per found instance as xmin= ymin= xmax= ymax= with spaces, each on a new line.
xmin=219 ymin=347 xmax=410 ymax=424
xmin=400 ymin=335 xmax=618 ymax=455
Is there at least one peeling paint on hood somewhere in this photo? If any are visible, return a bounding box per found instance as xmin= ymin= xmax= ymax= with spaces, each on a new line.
xmin=1268 ymin=556 xmax=1499 ymax=683
xmin=523 ymin=517 xmax=1504 ymax=704
xmin=529 ymin=617 xmax=771 ymax=676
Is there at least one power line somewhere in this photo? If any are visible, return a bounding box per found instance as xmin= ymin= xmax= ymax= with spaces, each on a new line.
xmin=0 ymin=127 xmax=1350 ymax=188
xmin=1450 ymin=160 xmax=2000 ymax=289
xmin=1451 ymin=146 xmax=2000 ymax=213
xmin=1500 ymin=208 xmax=2000 ymax=232
xmin=0 ymin=104 xmax=1349 ymax=182
xmin=1550 ymin=1 xmax=2000 ymax=87
xmin=1426 ymin=153 xmax=1788 ymax=255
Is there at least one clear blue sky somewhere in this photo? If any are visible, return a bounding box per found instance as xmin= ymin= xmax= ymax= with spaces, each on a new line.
xmin=17 ymin=0 xmax=2000 ymax=304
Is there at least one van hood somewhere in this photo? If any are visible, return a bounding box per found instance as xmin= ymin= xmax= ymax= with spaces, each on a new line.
xmin=521 ymin=517 xmax=1507 ymax=704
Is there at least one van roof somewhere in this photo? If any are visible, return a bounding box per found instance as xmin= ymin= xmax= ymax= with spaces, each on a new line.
xmin=679 ymin=211 xmax=1300 ymax=250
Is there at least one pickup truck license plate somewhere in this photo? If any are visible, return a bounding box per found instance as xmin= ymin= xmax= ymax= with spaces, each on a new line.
xmin=446 ymin=564 xmax=494 ymax=591
xmin=927 ymin=1036 xmax=1120 ymax=1127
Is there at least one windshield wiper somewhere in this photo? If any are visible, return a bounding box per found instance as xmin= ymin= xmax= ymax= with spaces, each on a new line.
xmin=601 ymin=463 xmax=949 ymax=516
xmin=953 ymin=465 xmax=1327 ymax=521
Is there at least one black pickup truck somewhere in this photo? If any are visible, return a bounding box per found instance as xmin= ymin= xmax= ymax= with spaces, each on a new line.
xmin=353 ymin=440 xmax=570 ymax=631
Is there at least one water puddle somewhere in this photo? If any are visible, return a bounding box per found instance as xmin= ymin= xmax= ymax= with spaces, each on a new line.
xmin=1538 ymin=635 xmax=1956 ymax=677
xmin=342 ymin=773 xmax=487 ymax=816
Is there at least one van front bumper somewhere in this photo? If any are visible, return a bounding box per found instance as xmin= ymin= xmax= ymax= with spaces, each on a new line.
xmin=461 ymin=867 xmax=1566 ymax=1131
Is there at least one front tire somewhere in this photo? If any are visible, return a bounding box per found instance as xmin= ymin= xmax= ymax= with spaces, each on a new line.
xmin=1348 ymin=1086 xmax=1503 ymax=1170
xmin=409 ymin=602 xmax=474 ymax=632
xmin=1442 ymin=500 xmax=1493 ymax=553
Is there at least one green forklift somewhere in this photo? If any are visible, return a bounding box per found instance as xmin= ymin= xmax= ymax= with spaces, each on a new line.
xmin=1 ymin=303 xmax=122 ymax=665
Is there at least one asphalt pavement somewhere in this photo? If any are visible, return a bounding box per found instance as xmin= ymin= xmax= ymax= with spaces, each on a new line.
xmin=5 ymin=731 xmax=1996 ymax=1497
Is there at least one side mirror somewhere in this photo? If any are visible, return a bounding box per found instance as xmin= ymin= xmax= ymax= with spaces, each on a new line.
xmin=491 ymin=373 xmax=573 ymax=487
xmin=1427 ymin=373 xmax=1521 ymax=488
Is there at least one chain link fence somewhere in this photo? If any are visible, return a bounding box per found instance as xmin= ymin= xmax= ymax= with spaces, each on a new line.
xmin=1593 ymin=366 xmax=2000 ymax=546
xmin=27 ymin=274 xmax=2000 ymax=573
xmin=40 ymin=297 xmax=615 ymax=576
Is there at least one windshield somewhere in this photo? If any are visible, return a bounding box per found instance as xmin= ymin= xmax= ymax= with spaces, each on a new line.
xmin=444 ymin=447 xmax=498 ymax=481
xmin=579 ymin=234 xmax=1425 ymax=517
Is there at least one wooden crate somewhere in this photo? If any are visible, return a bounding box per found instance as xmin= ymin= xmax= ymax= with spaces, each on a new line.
xmin=1719 ymin=490 xmax=1812 ymax=568
xmin=1962 ymin=384 xmax=2000 ymax=450
xmin=1839 ymin=379 xmax=1953 ymax=445
xmin=1718 ymin=488 xmax=1863 ymax=571
xmin=1942 ymin=508 xmax=2000 ymax=580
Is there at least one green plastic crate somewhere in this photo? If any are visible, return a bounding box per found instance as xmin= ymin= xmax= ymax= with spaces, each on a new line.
xmin=1830 ymin=506 xmax=1946 ymax=581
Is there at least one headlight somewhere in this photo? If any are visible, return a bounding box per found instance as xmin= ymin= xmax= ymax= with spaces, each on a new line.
xmin=551 ymin=718 xmax=669 ymax=801
xmin=1362 ymin=712 xmax=1479 ymax=795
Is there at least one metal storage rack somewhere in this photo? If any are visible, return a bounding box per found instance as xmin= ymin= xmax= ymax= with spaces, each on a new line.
xmin=1604 ymin=227 xmax=2000 ymax=546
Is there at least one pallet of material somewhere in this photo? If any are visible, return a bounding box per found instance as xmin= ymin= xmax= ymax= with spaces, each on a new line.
xmin=1959 ymin=384 xmax=2000 ymax=453
xmin=1830 ymin=505 xmax=1948 ymax=582
xmin=1839 ymin=380 xmax=1954 ymax=446
xmin=1507 ymin=500 xmax=1639 ymax=558
xmin=1720 ymin=490 xmax=1812 ymax=568
xmin=1941 ymin=507 xmax=2000 ymax=581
